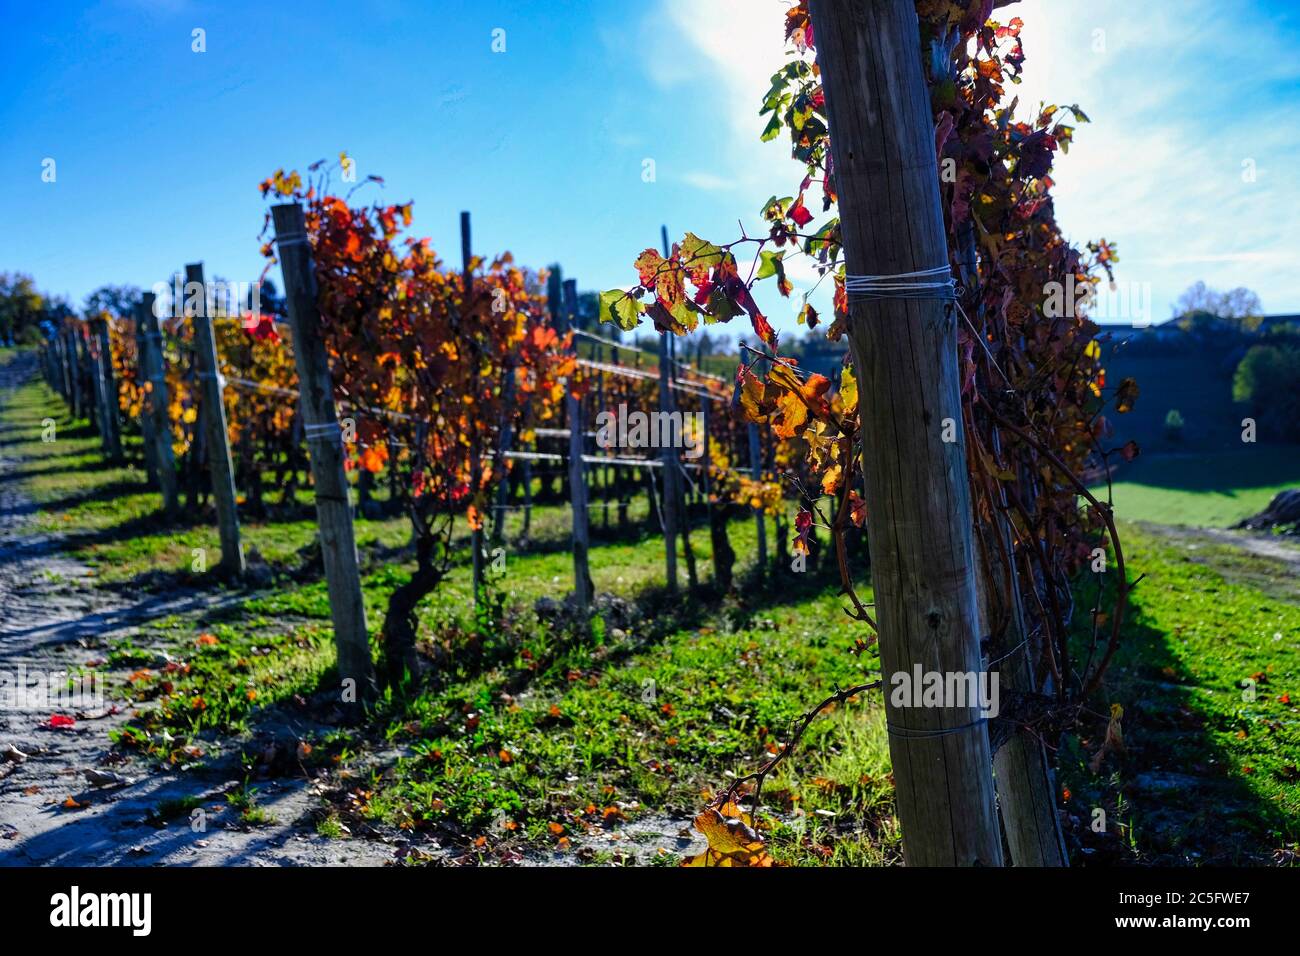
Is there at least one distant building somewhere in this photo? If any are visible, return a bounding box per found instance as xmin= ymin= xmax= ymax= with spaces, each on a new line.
xmin=1099 ymin=313 xmax=1298 ymax=344
xmin=1097 ymin=322 xmax=1180 ymax=343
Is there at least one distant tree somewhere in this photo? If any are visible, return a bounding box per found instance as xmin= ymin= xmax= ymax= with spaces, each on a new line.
xmin=1233 ymin=344 xmax=1300 ymax=442
xmin=1173 ymin=281 xmax=1263 ymax=331
xmin=1164 ymin=409 xmax=1185 ymax=442
xmin=245 ymin=278 xmax=284 ymax=317
xmin=83 ymin=284 xmax=142 ymax=319
xmin=0 ymin=272 xmax=45 ymax=345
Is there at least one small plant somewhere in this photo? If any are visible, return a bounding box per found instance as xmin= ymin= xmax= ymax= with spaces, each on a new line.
xmin=316 ymin=815 xmax=345 ymax=838
xmin=1164 ymin=408 xmax=1185 ymax=442
xmin=227 ymin=781 xmax=275 ymax=827
xmin=150 ymin=794 xmax=205 ymax=825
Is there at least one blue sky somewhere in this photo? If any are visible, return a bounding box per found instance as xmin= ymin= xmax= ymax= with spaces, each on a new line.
xmin=4 ymin=0 xmax=1298 ymax=342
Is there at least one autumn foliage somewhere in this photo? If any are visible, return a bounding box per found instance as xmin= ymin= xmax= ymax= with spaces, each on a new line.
xmin=260 ymin=159 xmax=570 ymax=680
xmin=601 ymin=0 xmax=1139 ymax=859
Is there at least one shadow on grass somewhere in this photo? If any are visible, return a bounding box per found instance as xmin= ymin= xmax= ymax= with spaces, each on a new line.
xmin=1061 ymin=585 xmax=1297 ymax=866
xmin=1106 ymin=445 xmax=1300 ymax=495
xmin=3 ymin=456 xmax=141 ymax=481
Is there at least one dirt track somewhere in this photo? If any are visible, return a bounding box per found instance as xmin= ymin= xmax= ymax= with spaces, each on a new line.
xmin=0 ymin=354 xmax=396 ymax=866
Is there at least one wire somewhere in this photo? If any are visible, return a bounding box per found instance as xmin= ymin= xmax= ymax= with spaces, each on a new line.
xmin=843 ymin=265 xmax=957 ymax=301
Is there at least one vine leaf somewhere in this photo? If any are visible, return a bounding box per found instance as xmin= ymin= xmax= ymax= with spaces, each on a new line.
xmin=681 ymin=801 xmax=777 ymax=867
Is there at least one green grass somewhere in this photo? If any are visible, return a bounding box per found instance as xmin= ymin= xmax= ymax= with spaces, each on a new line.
xmin=1093 ymin=446 xmax=1300 ymax=527
xmin=358 ymin=580 xmax=895 ymax=864
xmin=6 ymin=354 xmax=1298 ymax=865
xmin=1060 ymin=521 xmax=1300 ymax=864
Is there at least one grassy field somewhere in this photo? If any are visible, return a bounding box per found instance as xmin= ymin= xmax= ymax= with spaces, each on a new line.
xmin=1093 ymin=446 xmax=1300 ymax=527
xmin=4 ymin=359 xmax=1298 ymax=865
xmin=1060 ymin=522 xmax=1300 ymax=864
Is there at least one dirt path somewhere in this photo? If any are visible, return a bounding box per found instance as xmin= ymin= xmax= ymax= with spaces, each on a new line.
xmin=1142 ymin=521 xmax=1300 ymax=603
xmin=0 ymin=354 xmax=395 ymax=866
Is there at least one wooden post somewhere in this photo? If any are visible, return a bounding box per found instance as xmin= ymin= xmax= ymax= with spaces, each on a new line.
xmin=461 ymin=211 xmax=486 ymax=603
xmin=956 ymin=222 xmax=1067 ymax=866
xmin=86 ymin=324 xmax=109 ymax=448
xmin=272 ymin=202 xmax=376 ymax=703
xmin=660 ymin=227 xmax=698 ymax=589
xmin=95 ymin=318 xmax=124 ymax=461
xmin=186 ymin=262 xmax=246 ymax=580
xmin=490 ymin=366 xmax=516 ymax=544
xmin=702 ymin=398 xmax=734 ymax=591
xmin=66 ymin=328 xmax=84 ymax=420
xmin=656 ymin=231 xmax=683 ymax=593
xmin=562 ymin=279 xmax=594 ymax=608
xmin=978 ymin=493 xmax=1069 ymax=866
xmin=656 ymin=331 xmax=680 ymax=592
xmin=81 ymin=328 xmax=100 ymax=433
xmin=521 ymin=458 xmax=533 ymax=537
xmin=809 ymin=0 xmax=1003 ymax=865
xmin=137 ymin=295 xmax=179 ymax=514
xmin=89 ymin=318 xmax=123 ymax=461
xmin=133 ymin=306 xmax=160 ymax=487
xmin=747 ymin=418 xmax=767 ymax=572
xmin=56 ymin=332 xmax=72 ymax=401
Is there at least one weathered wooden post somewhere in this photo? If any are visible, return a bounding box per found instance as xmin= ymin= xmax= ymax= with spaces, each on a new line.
xmin=66 ymin=327 xmax=84 ymax=420
xmin=85 ymin=324 xmax=109 ymax=447
xmin=89 ymin=317 xmax=122 ymax=459
xmin=956 ymin=223 xmax=1067 ymax=866
xmin=94 ymin=318 xmax=124 ymax=461
xmin=488 ymin=222 xmax=519 ymax=545
xmin=490 ymin=362 xmax=516 ymax=545
xmin=656 ymin=331 xmax=682 ymax=593
xmin=563 ymin=278 xmax=594 ymax=609
xmin=137 ymin=295 xmax=179 ymax=514
xmin=43 ymin=339 xmax=56 ymax=393
xmin=461 ymin=211 xmax=486 ymax=604
xmin=701 ymin=398 xmax=734 ymax=591
xmin=186 ymin=263 xmax=246 ymax=580
xmin=660 ymin=227 xmax=697 ymax=590
xmin=55 ymin=332 xmax=71 ymax=401
xmin=133 ymin=305 xmax=160 ymax=487
xmin=272 ymin=202 xmax=376 ymax=704
xmin=80 ymin=328 xmax=100 ymax=434
xmin=655 ymin=233 xmax=682 ymax=593
xmin=42 ymin=341 xmax=54 ymax=392
xmin=748 ymin=422 xmax=768 ymax=572
xmin=808 ymin=0 xmax=1002 ymax=865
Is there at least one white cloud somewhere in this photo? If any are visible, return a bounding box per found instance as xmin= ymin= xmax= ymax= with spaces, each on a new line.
xmin=652 ymin=0 xmax=809 ymax=192
xmin=1004 ymin=0 xmax=1300 ymax=317
xmin=651 ymin=0 xmax=1300 ymax=322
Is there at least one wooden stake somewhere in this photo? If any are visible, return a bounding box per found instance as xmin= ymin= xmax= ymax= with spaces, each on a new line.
xmin=461 ymin=211 xmax=485 ymax=603
xmin=186 ymin=262 xmax=246 ymax=580
xmin=809 ymin=0 xmax=1002 ymax=866
xmin=562 ymin=278 xmax=594 ymax=609
xmin=748 ymin=422 xmax=768 ymax=572
xmin=133 ymin=306 xmax=160 ymax=487
xmin=84 ymin=325 xmax=109 ymax=447
xmin=90 ymin=317 xmax=123 ymax=461
xmin=137 ymin=295 xmax=179 ymax=515
xmin=67 ymin=328 xmax=84 ymax=420
xmin=272 ymin=202 xmax=376 ymax=703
